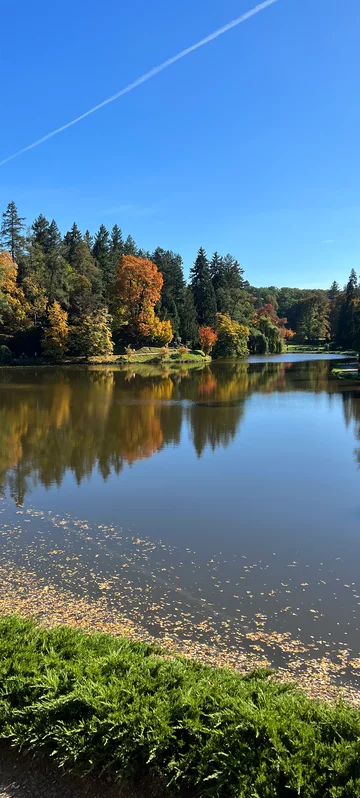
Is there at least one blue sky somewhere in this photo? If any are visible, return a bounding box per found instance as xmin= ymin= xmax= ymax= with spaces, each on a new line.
xmin=0 ymin=0 xmax=359 ymax=288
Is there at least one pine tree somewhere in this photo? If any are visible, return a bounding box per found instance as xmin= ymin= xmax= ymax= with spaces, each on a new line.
xmin=1 ymin=201 xmax=26 ymax=262
xmin=152 ymin=247 xmax=185 ymax=336
xmin=48 ymin=220 xmax=61 ymax=252
xmin=84 ymin=230 xmax=94 ymax=250
xmin=328 ymin=280 xmax=340 ymax=301
xmin=123 ymin=234 xmax=137 ymax=256
xmin=63 ymin=223 xmax=82 ymax=265
xmin=190 ymin=247 xmax=217 ymax=327
xmin=32 ymin=214 xmax=51 ymax=252
xmin=22 ymin=243 xmax=48 ymax=325
xmin=92 ymin=225 xmax=111 ymax=297
xmin=337 ymin=270 xmax=359 ymax=347
xmin=110 ymin=225 xmax=123 ymax=267
xmin=179 ymin=286 xmax=199 ymax=347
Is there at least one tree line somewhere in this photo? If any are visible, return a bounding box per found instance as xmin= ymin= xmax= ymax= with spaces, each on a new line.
xmin=0 ymin=200 xmax=359 ymax=362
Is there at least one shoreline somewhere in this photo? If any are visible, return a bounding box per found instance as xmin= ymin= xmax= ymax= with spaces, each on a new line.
xmin=1 ymin=562 xmax=359 ymax=707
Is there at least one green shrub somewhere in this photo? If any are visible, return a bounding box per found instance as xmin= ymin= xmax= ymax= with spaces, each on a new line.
xmin=0 ymin=617 xmax=360 ymax=796
xmin=0 ymin=345 xmax=12 ymax=364
xmin=193 ymin=349 xmax=206 ymax=357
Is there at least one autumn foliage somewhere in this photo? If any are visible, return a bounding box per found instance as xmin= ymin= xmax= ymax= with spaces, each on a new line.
xmin=198 ymin=326 xmax=217 ymax=354
xmin=42 ymin=301 xmax=69 ymax=359
xmin=0 ymin=251 xmax=30 ymax=332
xmin=113 ymin=255 xmax=172 ymax=343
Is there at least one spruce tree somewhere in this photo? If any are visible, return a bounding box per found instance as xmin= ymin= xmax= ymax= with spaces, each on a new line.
xmin=1 ymin=201 xmax=26 ymax=262
xmin=179 ymin=286 xmax=199 ymax=347
xmin=32 ymin=214 xmax=51 ymax=252
xmin=328 ymin=280 xmax=340 ymax=301
xmin=190 ymin=247 xmax=217 ymax=327
xmin=123 ymin=234 xmax=137 ymax=256
xmin=337 ymin=270 xmax=358 ymax=347
xmin=110 ymin=225 xmax=124 ymax=267
xmin=152 ymin=247 xmax=185 ymax=336
xmin=84 ymin=230 xmax=94 ymax=250
xmin=63 ymin=223 xmax=83 ymax=266
xmin=48 ymin=220 xmax=62 ymax=252
xmin=92 ymin=225 xmax=111 ymax=296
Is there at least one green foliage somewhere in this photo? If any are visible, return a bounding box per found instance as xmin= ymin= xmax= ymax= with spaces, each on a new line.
xmin=152 ymin=247 xmax=185 ymax=336
xmin=248 ymin=327 xmax=268 ymax=354
xmin=0 ymin=201 xmax=26 ymax=263
xmin=190 ymin=247 xmax=217 ymax=327
xmin=257 ymin=316 xmax=285 ymax=353
xmin=0 ymin=617 xmax=360 ymax=797
xmin=0 ymin=344 xmax=12 ymax=364
xmin=213 ymin=314 xmax=249 ymax=358
xmin=69 ymin=308 xmax=114 ymax=358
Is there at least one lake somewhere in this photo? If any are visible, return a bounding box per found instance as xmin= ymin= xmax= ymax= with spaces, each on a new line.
xmin=1 ymin=355 xmax=360 ymax=702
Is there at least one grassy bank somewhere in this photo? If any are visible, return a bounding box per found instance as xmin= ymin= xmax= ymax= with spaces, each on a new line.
xmin=287 ymin=345 xmax=357 ymax=355
xmin=1 ymin=617 xmax=360 ymax=797
xmin=0 ymin=348 xmax=210 ymax=368
xmin=332 ymin=366 xmax=360 ymax=381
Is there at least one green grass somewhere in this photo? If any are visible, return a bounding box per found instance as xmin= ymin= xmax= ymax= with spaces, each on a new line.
xmin=332 ymin=367 xmax=360 ymax=381
xmin=1 ymin=349 xmax=210 ymax=368
xmin=1 ymin=617 xmax=360 ymax=797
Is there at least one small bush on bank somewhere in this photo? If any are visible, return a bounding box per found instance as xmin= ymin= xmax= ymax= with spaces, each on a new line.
xmin=0 ymin=617 xmax=360 ymax=796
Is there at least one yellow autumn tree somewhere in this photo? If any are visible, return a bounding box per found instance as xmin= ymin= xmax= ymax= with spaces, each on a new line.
xmin=42 ymin=301 xmax=69 ymax=359
xmin=0 ymin=251 xmax=30 ymax=332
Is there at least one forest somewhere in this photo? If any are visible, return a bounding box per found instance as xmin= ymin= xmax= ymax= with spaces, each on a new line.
xmin=0 ymin=200 xmax=359 ymax=362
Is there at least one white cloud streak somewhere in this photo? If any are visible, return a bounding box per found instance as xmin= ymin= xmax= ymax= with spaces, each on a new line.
xmin=0 ymin=0 xmax=280 ymax=167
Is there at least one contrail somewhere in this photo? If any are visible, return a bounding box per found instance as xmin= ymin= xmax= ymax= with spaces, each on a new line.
xmin=0 ymin=0 xmax=279 ymax=167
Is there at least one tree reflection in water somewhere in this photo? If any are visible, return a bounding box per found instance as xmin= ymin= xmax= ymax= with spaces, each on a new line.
xmin=0 ymin=359 xmax=349 ymax=503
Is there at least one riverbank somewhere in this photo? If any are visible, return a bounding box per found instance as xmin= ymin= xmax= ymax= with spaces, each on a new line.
xmin=0 ymin=347 xmax=211 ymax=368
xmin=1 ymin=615 xmax=360 ymax=798
xmin=332 ymin=365 xmax=360 ymax=381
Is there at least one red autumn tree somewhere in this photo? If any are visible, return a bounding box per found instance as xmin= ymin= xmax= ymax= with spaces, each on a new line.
xmin=112 ymin=255 xmax=163 ymax=341
xmin=198 ymin=325 xmax=217 ymax=354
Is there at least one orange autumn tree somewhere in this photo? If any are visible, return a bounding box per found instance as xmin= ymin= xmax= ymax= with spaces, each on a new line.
xmin=198 ymin=325 xmax=217 ymax=354
xmin=113 ymin=254 xmax=172 ymax=345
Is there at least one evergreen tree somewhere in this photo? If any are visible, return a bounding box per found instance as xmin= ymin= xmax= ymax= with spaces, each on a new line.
xmin=337 ymin=270 xmax=359 ymax=347
xmin=32 ymin=214 xmax=51 ymax=252
xmin=152 ymin=247 xmax=185 ymax=336
xmin=190 ymin=247 xmax=217 ymax=327
xmin=1 ymin=201 xmax=26 ymax=262
xmin=179 ymin=286 xmax=198 ymax=347
xmin=328 ymin=280 xmax=340 ymax=301
xmin=123 ymin=234 xmax=137 ymax=256
xmin=22 ymin=243 xmax=48 ymax=325
xmin=84 ymin=230 xmax=94 ymax=250
xmin=93 ymin=225 xmax=111 ymax=297
xmin=70 ymin=240 xmax=102 ymax=309
xmin=63 ymin=223 xmax=83 ymax=266
xmin=46 ymin=250 xmax=70 ymax=307
xmin=48 ymin=220 xmax=62 ymax=251
xmin=110 ymin=225 xmax=123 ymax=267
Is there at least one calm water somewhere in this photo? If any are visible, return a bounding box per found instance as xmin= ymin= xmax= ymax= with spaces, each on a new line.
xmin=1 ymin=355 xmax=360 ymax=693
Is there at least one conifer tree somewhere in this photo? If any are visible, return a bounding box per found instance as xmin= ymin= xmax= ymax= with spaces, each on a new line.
xmin=1 ymin=202 xmax=26 ymax=262
xmin=190 ymin=247 xmax=217 ymax=327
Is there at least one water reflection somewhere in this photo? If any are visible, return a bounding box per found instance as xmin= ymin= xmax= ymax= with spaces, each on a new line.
xmin=0 ymin=359 xmax=355 ymax=504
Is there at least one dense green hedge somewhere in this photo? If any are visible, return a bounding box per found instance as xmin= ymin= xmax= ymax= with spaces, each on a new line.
xmin=0 ymin=617 xmax=360 ymax=796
